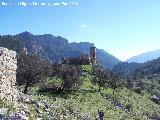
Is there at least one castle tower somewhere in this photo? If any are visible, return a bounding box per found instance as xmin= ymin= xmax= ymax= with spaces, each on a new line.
xmin=90 ymin=47 xmax=97 ymax=66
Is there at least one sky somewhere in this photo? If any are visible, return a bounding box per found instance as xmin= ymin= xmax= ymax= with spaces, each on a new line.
xmin=0 ymin=0 xmax=160 ymax=61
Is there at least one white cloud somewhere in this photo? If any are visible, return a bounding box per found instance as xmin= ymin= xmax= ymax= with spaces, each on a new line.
xmin=81 ymin=24 xmax=87 ymax=28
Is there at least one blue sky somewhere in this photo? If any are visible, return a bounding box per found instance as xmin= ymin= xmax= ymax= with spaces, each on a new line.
xmin=0 ymin=0 xmax=160 ymax=61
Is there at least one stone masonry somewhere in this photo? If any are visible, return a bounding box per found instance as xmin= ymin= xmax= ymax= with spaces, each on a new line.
xmin=0 ymin=47 xmax=19 ymax=102
xmin=90 ymin=47 xmax=98 ymax=66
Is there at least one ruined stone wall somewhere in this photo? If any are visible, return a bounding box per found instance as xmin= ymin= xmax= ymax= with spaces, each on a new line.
xmin=90 ymin=47 xmax=96 ymax=59
xmin=90 ymin=47 xmax=97 ymax=66
xmin=0 ymin=47 xmax=18 ymax=102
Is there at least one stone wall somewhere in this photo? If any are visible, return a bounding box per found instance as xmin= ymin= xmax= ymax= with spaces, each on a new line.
xmin=90 ymin=47 xmax=98 ymax=66
xmin=0 ymin=47 xmax=19 ymax=102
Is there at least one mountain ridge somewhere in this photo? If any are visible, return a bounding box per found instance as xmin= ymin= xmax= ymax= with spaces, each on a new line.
xmin=0 ymin=31 xmax=121 ymax=69
xmin=113 ymin=56 xmax=160 ymax=79
xmin=126 ymin=49 xmax=160 ymax=63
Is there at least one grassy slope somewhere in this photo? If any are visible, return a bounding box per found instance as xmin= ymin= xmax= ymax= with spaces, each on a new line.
xmin=25 ymin=65 xmax=160 ymax=119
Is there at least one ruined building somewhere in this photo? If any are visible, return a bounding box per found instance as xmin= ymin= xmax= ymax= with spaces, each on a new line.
xmin=90 ymin=47 xmax=98 ymax=66
xmin=0 ymin=47 xmax=19 ymax=102
xmin=61 ymin=46 xmax=98 ymax=66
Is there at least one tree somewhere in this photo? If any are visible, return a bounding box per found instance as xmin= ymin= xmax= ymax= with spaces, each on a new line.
xmin=126 ymin=79 xmax=133 ymax=88
xmin=92 ymin=67 xmax=113 ymax=92
xmin=17 ymin=52 xmax=52 ymax=94
xmin=137 ymin=80 xmax=145 ymax=90
xmin=57 ymin=65 xmax=82 ymax=91
xmin=110 ymin=75 xmax=118 ymax=90
xmin=39 ymin=64 xmax=82 ymax=93
xmin=151 ymin=79 xmax=155 ymax=89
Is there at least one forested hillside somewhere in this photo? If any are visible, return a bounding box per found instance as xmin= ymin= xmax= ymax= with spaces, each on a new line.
xmin=113 ymin=57 xmax=160 ymax=104
xmin=112 ymin=62 xmax=142 ymax=77
xmin=113 ymin=57 xmax=160 ymax=78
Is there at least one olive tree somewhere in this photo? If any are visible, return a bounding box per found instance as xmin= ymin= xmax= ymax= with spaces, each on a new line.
xmin=92 ymin=67 xmax=114 ymax=92
xmin=17 ymin=52 xmax=52 ymax=94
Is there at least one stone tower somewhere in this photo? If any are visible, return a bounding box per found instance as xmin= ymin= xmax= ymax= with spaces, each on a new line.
xmin=90 ymin=47 xmax=97 ymax=66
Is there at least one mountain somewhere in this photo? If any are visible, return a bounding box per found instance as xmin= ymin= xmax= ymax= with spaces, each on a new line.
xmin=126 ymin=49 xmax=160 ymax=63
xmin=112 ymin=62 xmax=142 ymax=77
xmin=113 ymin=56 xmax=160 ymax=79
xmin=0 ymin=31 xmax=120 ymax=69
xmin=0 ymin=35 xmax=23 ymax=53
xmin=133 ymin=57 xmax=160 ymax=77
xmin=96 ymin=49 xmax=121 ymax=69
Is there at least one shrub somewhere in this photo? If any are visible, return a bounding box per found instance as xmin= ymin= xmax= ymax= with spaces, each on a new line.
xmin=59 ymin=65 xmax=82 ymax=91
xmin=133 ymin=87 xmax=141 ymax=95
xmin=125 ymin=103 xmax=133 ymax=111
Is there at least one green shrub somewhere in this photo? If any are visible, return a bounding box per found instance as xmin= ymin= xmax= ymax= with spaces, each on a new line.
xmin=125 ymin=103 xmax=133 ymax=111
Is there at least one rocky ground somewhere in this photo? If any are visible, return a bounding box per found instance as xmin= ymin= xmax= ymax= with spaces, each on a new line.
xmin=0 ymin=93 xmax=91 ymax=120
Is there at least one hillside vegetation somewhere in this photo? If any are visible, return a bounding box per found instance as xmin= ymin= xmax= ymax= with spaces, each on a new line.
xmin=113 ymin=57 xmax=160 ymax=105
xmin=1 ymin=62 xmax=159 ymax=120
xmin=113 ymin=57 xmax=160 ymax=78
